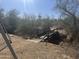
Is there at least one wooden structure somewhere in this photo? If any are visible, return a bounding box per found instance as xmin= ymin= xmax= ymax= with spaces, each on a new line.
xmin=0 ymin=23 xmax=18 ymax=59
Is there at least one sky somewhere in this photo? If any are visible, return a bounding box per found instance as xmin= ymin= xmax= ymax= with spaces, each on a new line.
xmin=0 ymin=0 xmax=60 ymax=18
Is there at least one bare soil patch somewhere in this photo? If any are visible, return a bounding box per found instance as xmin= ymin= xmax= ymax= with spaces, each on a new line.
xmin=0 ymin=34 xmax=76 ymax=59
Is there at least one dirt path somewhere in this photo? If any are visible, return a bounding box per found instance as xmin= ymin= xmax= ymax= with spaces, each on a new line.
xmin=0 ymin=34 xmax=76 ymax=59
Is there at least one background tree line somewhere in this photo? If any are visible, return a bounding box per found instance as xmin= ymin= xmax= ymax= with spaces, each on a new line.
xmin=0 ymin=9 xmax=57 ymax=38
xmin=0 ymin=7 xmax=79 ymax=39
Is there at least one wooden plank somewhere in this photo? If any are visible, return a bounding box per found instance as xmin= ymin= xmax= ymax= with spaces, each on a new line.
xmin=1 ymin=24 xmax=12 ymax=43
xmin=0 ymin=24 xmax=18 ymax=59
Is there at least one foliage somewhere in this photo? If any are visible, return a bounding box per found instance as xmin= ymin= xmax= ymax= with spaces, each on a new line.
xmin=56 ymin=0 xmax=79 ymax=45
xmin=0 ymin=9 xmax=56 ymax=38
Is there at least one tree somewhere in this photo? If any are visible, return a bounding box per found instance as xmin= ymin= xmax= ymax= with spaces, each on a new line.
xmin=5 ymin=9 xmax=19 ymax=33
xmin=56 ymin=0 xmax=79 ymax=43
xmin=0 ymin=8 xmax=4 ymax=23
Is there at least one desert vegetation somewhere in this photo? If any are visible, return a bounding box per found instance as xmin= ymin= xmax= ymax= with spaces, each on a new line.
xmin=0 ymin=0 xmax=79 ymax=59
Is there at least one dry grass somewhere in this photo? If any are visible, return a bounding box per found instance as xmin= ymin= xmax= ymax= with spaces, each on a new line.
xmin=0 ymin=34 xmax=77 ymax=59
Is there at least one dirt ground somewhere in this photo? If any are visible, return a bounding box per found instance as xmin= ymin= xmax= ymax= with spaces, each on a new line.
xmin=0 ymin=34 xmax=77 ymax=59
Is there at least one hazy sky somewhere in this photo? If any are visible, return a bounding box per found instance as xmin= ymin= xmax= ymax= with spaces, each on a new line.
xmin=0 ymin=0 xmax=60 ymax=18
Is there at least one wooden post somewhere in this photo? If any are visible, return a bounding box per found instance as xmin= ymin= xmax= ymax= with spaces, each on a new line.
xmin=0 ymin=24 xmax=18 ymax=59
